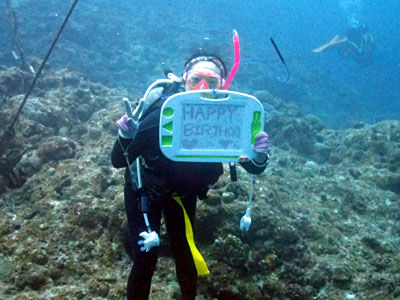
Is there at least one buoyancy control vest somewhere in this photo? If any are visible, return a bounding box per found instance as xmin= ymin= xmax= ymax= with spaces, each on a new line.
xmin=133 ymin=75 xmax=224 ymax=198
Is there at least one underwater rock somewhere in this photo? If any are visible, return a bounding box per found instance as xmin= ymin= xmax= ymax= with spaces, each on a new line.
xmin=285 ymin=283 xmax=308 ymax=300
xmin=194 ymin=203 xmax=223 ymax=243
xmin=54 ymin=176 xmax=72 ymax=195
xmin=90 ymin=167 xmax=112 ymax=196
xmin=373 ymin=172 xmax=400 ymax=195
xmin=212 ymin=234 xmax=250 ymax=268
xmin=202 ymin=191 xmax=222 ymax=205
xmin=252 ymin=90 xmax=280 ymax=115
xmin=379 ymin=174 xmax=400 ymax=194
xmin=88 ymin=127 xmax=102 ymax=140
xmin=348 ymin=168 xmax=361 ymax=179
xmin=0 ymin=175 xmax=8 ymax=195
xmin=328 ymin=153 xmax=342 ymax=164
xmin=261 ymin=273 xmax=286 ymax=298
xmin=303 ymin=160 xmax=319 ymax=177
xmin=221 ymin=191 xmax=235 ymax=204
xmin=75 ymin=206 xmax=109 ymax=229
xmin=307 ymin=263 xmax=332 ymax=289
xmin=394 ymin=286 xmax=400 ymax=298
xmin=274 ymin=226 xmax=300 ymax=247
xmin=332 ymin=265 xmax=353 ymax=289
xmin=23 ymin=97 xmax=61 ymax=128
xmin=361 ymin=236 xmax=390 ymax=254
xmin=24 ymin=270 xmax=48 ymax=290
xmin=0 ymin=256 xmax=13 ymax=280
xmin=1 ymin=64 xmax=400 ymax=299
xmin=88 ymin=279 xmax=110 ymax=297
xmin=61 ymin=72 xmax=81 ymax=87
xmin=18 ymin=150 xmax=42 ymax=177
xmin=265 ymin=106 xmax=330 ymax=163
xmin=15 ymin=136 xmax=77 ymax=179
xmin=388 ymin=149 xmax=400 ymax=172
xmin=0 ymin=67 xmax=30 ymax=96
xmin=305 ymin=114 xmax=326 ymax=133
xmin=310 ymin=142 xmax=332 ymax=163
xmin=37 ymin=136 xmax=76 ymax=163
xmin=31 ymin=249 xmax=49 ymax=266
xmin=226 ymin=180 xmax=248 ymax=199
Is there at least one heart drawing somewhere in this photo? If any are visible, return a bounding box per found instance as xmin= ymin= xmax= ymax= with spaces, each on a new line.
xmin=182 ymin=139 xmax=198 ymax=149
xmin=219 ymin=140 xmax=230 ymax=149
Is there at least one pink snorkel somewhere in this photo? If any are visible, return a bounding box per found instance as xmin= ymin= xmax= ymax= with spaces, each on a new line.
xmin=223 ymin=29 xmax=240 ymax=90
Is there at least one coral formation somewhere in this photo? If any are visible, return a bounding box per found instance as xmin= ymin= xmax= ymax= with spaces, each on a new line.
xmin=0 ymin=64 xmax=399 ymax=300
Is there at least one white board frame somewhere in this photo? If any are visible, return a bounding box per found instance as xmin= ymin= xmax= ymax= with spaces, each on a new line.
xmin=159 ymin=90 xmax=264 ymax=162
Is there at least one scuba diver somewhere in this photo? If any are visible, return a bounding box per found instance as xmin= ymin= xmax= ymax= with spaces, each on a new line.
xmin=111 ymin=51 xmax=269 ymax=300
xmin=313 ymin=17 xmax=375 ymax=66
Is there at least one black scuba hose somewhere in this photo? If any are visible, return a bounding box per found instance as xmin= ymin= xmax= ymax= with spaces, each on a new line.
xmin=0 ymin=0 xmax=80 ymax=155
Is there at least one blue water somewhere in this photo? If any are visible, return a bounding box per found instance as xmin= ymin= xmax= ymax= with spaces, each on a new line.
xmin=174 ymin=0 xmax=400 ymax=123
xmin=1 ymin=0 xmax=399 ymax=126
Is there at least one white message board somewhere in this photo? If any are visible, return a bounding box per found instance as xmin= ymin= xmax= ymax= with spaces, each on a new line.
xmin=159 ymin=90 xmax=264 ymax=162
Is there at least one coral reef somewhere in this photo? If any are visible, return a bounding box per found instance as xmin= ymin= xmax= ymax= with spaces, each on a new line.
xmin=0 ymin=65 xmax=399 ymax=300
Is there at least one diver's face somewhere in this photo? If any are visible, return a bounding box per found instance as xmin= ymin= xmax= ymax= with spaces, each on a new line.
xmin=184 ymin=61 xmax=224 ymax=91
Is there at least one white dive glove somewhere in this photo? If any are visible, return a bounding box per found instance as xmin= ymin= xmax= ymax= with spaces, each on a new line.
xmin=138 ymin=231 xmax=160 ymax=252
xmin=240 ymin=208 xmax=252 ymax=231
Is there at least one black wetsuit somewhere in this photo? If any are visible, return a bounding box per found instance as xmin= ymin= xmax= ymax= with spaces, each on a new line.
xmin=111 ymin=93 xmax=267 ymax=300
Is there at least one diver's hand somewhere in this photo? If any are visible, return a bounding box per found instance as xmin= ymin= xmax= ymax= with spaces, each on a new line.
xmin=131 ymin=99 xmax=144 ymax=120
xmin=117 ymin=115 xmax=138 ymax=139
xmin=138 ymin=231 xmax=160 ymax=252
xmin=252 ymin=132 xmax=269 ymax=165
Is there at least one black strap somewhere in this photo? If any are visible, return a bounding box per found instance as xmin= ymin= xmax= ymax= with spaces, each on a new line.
xmin=229 ymin=162 xmax=237 ymax=182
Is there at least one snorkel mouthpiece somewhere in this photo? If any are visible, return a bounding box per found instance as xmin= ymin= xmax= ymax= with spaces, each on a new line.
xmin=223 ymin=29 xmax=241 ymax=90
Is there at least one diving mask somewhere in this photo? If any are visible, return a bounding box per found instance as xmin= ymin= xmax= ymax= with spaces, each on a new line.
xmin=184 ymin=70 xmax=223 ymax=90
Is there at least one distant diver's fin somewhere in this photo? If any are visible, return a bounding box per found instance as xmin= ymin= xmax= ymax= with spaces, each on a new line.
xmin=312 ymin=35 xmax=348 ymax=53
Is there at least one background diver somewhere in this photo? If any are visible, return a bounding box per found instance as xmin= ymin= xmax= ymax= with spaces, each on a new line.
xmin=313 ymin=20 xmax=375 ymax=66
